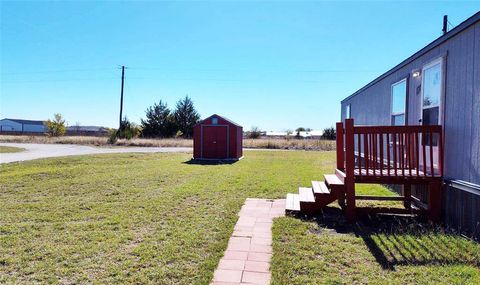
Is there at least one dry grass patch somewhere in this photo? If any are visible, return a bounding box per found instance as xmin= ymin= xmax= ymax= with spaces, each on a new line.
xmin=0 ymin=135 xmax=336 ymax=150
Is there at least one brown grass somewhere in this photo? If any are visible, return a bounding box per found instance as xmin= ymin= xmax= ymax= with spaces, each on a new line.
xmin=0 ymin=135 xmax=336 ymax=151
xmin=244 ymin=138 xmax=335 ymax=151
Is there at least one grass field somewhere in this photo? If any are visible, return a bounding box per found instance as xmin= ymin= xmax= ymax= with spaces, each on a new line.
xmin=0 ymin=151 xmax=478 ymax=284
xmin=0 ymin=146 xmax=25 ymax=153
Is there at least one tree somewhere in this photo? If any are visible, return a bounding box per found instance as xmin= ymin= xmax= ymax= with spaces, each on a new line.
xmin=45 ymin=113 xmax=66 ymax=137
xmin=322 ymin=127 xmax=336 ymax=140
xmin=295 ymin=127 xmax=306 ymax=132
xmin=141 ymin=100 xmax=175 ymax=138
xmin=246 ymin=126 xmax=262 ymax=139
xmin=118 ymin=117 xmax=140 ymax=140
xmin=173 ymin=96 xmax=200 ymax=138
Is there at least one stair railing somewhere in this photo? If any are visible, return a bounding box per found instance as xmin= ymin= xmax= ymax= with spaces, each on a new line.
xmin=336 ymin=122 xmax=345 ymax=170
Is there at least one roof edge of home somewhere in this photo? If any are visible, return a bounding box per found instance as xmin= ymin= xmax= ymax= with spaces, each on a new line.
xmin=341 ymin=11 xmax=480 ymax=104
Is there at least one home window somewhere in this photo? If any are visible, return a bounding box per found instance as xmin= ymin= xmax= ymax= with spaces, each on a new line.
xmin=345 ymin=104 xmax=351 ymax=119
xmin=391 ymin=79 xmax=407 ymax=125
xmin=211 ymin=117 xmax=218 ymax=125
xmin=421 ymin=59 xmax=443 ymax=146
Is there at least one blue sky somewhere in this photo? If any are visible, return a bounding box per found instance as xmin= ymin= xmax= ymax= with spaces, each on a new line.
xmin=1 ymin=1 xmax=478 ymax=131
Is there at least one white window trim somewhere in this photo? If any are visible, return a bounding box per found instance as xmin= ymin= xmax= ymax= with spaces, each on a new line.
xmin=390 ymin=78 xmax=407 ymax=125
xmin=420 ymin=57 xmax=444 ymax=125
xmin=346 ymin=104 xmax=351 ymax=119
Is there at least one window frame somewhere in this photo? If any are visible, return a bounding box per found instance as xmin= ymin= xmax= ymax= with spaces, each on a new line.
xmin=420 ymin=57 xmax=444 ymax=126
xmin=390 ymin=78 xmax=408 ymax=126
xmin=419 ymin=57 xmax=444 ymax=147
xmin=345 ymin=104 xmax=351 ymax=119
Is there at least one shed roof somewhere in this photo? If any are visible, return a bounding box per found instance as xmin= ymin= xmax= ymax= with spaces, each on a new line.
xmin=197 ymin=114 xmax=242 ymax=127
xmin=1 ymin=118 xmax=45 ymax=125
xmin=342 ymin=11 xmax=480 ymax=103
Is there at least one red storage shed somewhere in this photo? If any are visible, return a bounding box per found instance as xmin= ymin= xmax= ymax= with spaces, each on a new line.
xmin=193 ymin=114 xmax=243 ymax=160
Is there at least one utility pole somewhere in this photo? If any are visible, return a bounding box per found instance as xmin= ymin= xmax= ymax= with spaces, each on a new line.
xmin=119 ymin=65 xmax=125 ymax=129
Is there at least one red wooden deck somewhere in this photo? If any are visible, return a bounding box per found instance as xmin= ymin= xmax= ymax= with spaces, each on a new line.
xmin=286 ymin=118 xmax=444 ymax=223
xmin=339 ymin=119 xmax=444 ymax=222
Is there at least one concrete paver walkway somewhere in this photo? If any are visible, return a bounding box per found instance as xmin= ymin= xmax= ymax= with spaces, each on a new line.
xmin=212 ymin=198 xmax=285 ymax=285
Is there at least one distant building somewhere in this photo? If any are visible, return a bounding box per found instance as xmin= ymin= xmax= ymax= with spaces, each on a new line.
xmin=264 ymin=131 xmax=288 ymax=138
xmin=0 ymin=118 xmax=46 ymax=133
xmin=66 ymin=125 xmax=109 ymax=136
xmin=0 ymin=118 xmax=109 ymax=136
xmin=299 ymin=130 xmax=323 ymax=139
xmin=264 ymin=130 xmax=324 ymax=139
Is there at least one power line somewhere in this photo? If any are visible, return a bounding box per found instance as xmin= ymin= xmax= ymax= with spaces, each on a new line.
xmin=1 ymin=67 xmax=114 ymax=75
xmin=1 ymin=77 xmax=118 ymax=83
xmin=131 ymin=66 xmax=380 ymax=73
xmin=1 ymin=65 xmax=380 ymax=84
xmin=2 ymin=66 xmax=380 ymax=74
xmin=447 ymin=20 xmax=454 ymax=29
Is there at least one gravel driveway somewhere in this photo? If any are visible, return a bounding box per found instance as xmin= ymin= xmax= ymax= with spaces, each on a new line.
xmin=0 ymin=143 xmax=191 ymax=164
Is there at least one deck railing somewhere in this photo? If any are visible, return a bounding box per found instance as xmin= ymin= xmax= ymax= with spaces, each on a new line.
xmin=337 ymin=119 xmax=444 ymax=178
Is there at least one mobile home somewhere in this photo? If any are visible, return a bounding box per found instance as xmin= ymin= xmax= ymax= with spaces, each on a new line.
xmin=341 ymin=12 xmax=480 ymax=238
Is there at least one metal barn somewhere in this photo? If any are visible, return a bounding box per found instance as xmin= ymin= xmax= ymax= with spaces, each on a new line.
xmin=0 ymin=118 xmax=46 ymax=134
xmin=193 ymin=114 xmax=243 ymax=160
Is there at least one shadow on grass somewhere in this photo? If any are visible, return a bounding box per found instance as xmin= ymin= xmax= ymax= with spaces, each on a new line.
xmin=292 ymin=207 xmax=480 ymax=271
xmin=183 ymin=159 xmax=238 ymax=165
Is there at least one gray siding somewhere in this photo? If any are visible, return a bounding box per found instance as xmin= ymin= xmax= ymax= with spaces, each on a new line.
xmin=444 ymin=184 xmax=480 ymax=240
xmin=340 ymin=16 xmax=480 ymax=239
xmin=341 ymin=21 xmax=480 ymax=185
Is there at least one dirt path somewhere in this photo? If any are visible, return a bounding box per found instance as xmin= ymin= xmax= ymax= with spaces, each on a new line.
xmin=0 ymin=143 xmax=191 ymax=164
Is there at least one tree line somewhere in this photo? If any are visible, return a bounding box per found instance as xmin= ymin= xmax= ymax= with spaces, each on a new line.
xmin=116 ymin=95 xmax=200 ymax=140
xmin=44 ymin=96 xmax=337 ymax=141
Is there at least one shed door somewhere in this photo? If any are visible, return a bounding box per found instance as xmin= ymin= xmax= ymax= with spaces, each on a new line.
xmin=419 ymin=58 xmax=443 ymax=175
xmin=202 ymin=126 xmax=228 ymax=159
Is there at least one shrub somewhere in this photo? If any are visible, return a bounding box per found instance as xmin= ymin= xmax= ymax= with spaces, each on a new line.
xmin=45 ymin=113 xmax=66 ymax=137
xmin=322 ymin=127 xmax=336 ymax=140
xmin=117 ymin=117 xmax=140 ymax=140
xmin=175 ymin=130 xmax=184 ymax=138
xmin=246 ymin=126 xmax=262 ymax=139
xmin=107 ymin=129 xmax=118 ymax=144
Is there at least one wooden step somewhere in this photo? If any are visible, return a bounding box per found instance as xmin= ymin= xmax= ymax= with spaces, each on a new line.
xmin=312 ymin=181 xmax=330 ymax=194
xmin=285 ymin=193 xmax=300 ymax=212
xmin=324 ymin=174 xmax=344 ymax=188
xmin=298 ymin=187 xmax=315 ymax=202
xmin=335 ymin=169 xmax=346 ymax=183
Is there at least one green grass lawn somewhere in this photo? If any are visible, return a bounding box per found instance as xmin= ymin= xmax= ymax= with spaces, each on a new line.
xmin=272 ymin=216 xmax=480 ymax=285
xmin=0 ymin=150 xmax=478 ymax=284
xmin=0 ymin=146 xmax=25 ymax=153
